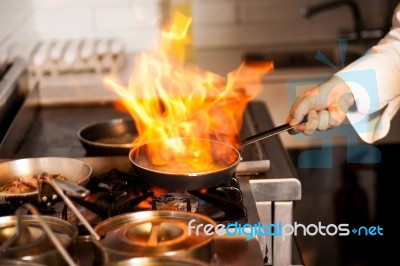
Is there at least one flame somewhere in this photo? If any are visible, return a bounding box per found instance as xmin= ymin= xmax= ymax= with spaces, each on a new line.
xmin=103 ymin=12 xmax=273 ymax=173
xmin=137 ymin=187 xmax=166 ymax=209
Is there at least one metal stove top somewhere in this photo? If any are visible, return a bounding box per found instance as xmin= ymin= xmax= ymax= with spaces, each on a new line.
xmin=0 ymin=58 xmax=303 ymax=266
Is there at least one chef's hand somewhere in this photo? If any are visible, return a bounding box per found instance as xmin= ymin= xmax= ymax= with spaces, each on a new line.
xmin=287 ymin=76 xmax=356 ymax=136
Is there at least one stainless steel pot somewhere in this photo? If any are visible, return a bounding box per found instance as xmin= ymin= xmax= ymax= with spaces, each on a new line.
xmin=92 ymin=210 xmax=216 ymax=265
xmin=0 ymin=205 xmax=78 ymax=266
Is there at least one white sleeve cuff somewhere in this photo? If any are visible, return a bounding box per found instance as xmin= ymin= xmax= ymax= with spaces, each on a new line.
xmin=346 ymin=108 xmax=390 ymax=144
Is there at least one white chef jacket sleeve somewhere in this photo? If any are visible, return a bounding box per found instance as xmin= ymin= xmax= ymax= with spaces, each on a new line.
xmin=336 ymin=4 xmax=400 ymax=144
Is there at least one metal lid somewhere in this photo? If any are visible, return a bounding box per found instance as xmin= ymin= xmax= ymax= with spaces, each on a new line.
xmin=94 ymin=210 xmax=216 ymax=257
xmin=107 ymin=256 xmax=210 ymax=266
xmin=0 ymin=259 xmax=45 ymax=266
xmin=0 ymin=215 xmax=77 ymax=258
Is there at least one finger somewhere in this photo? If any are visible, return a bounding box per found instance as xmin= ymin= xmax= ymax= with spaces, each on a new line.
xmin=303 ymin=110 xmax=319 ymax=136
xmin=288 ymin=98 xmax=312 ymax=126
xmin=287 ymin=128 xmax=301 ymax=135
xmin=317 ymin=110 xmax=330 ymax=131
xmin=288 ymin=88 xmax=323 ymax=126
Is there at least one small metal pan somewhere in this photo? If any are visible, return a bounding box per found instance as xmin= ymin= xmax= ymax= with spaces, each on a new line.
xmin=129 ymin=123 xmax=295 ymax=190
xmin=0 ymin=157 xmax=92 ymax=208
xmin=77 ymin=118 xmax=137 ymax=156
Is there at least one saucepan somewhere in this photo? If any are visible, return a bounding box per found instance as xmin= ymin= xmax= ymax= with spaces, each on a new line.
xmin=129 ymin=122 xmax=301 ymax=190
xmin=0 ymin=203 xmax=79 ymax=266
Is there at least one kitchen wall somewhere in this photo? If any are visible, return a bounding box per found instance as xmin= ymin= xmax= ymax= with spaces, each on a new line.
xmin=28 ymin=0 xmax=387 ymax=54
xmin=1 ymin=0 xmax=388 ymax=72
xmin=45 ymin=1 xmax=386 ymax=41
xmin=30 ymin=0 xmax=162 ymax=53
xmin=0 ymin=1 xmax=38 ymax=69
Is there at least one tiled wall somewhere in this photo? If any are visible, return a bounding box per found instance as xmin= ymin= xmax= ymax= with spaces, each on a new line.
xmin=194 ymin=0 xmax=386 ymax=48
xmin=32 ymin=0 xmax=388 ymax=49
xmin=0 ymin=1 xmax=38 ymax=67
xmin=30 ymin=0 xmax=162 ymax=52
xmin=0 ymin=0 xmax=388 ymax=72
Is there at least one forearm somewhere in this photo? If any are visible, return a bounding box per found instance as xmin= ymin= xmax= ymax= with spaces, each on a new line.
xmin=330 ymin=4 xmax=400 ymax=143
xmin=338 ymin=3 xmax=400 ymax=113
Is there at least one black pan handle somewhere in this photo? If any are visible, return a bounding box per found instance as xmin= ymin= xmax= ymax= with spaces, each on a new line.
xmin=240 ymin=117 xmax=307 ymax=152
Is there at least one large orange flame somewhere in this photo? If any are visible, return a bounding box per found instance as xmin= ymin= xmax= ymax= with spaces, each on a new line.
xmin=103 ymin=12 xmax=273 ymax=173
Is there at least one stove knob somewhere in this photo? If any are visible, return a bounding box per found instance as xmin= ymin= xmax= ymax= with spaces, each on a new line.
xmin=41 ymin=196 xmax=48 ymax=202
xmin=52 ymin=194 xmax=58 ymax=200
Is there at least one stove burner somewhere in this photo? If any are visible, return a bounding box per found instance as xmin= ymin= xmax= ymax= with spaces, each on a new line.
xmin=189 ymin=187 xmax=246 ymax=221
xmin=152 ymin=193 xmax=190 ymax=212
xmin=59 ymin=168 xmax=247 ymax=226
xmin=152 ymin=192 xmax=199 ymax=212
xmin=70 ymin=169 xmax=153 ymax=219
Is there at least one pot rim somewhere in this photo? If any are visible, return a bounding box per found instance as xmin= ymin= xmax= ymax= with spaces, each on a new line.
xmin=0 ymin=214 xmax=78 ymax=256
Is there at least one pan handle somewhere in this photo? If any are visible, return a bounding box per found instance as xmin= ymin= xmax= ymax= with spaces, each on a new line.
xmin=44 ymin=178 xmax=101 ymax=241
xmin=38 ymin=178 xmax=90 ymax=207
xmin=240 ymin=117 xmax=307 ymax=152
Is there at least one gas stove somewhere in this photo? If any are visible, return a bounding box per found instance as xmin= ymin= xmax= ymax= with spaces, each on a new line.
xmin=0 ymin=58 xmax=303 ymax=266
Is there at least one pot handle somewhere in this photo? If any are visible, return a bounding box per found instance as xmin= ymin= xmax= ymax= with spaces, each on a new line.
xmin=0 ymin=203 xmax=77 ymax=266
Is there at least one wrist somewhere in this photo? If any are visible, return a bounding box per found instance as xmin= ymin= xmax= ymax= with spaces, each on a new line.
xmin=327 ymin=76 xmax=355 ymax=109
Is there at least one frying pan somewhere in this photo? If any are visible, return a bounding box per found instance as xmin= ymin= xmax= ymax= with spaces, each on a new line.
xmin=77 ymin=118 xmax=137 ymax=156
xmin=129 ymin=122 xmax=297 ymax=190
xmin=0 ymin=157 xmax=92 ymax=208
